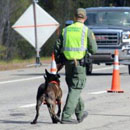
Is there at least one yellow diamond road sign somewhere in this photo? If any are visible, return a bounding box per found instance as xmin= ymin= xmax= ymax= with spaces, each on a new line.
xmin=12 ymin=4 xmax=59 ymax=49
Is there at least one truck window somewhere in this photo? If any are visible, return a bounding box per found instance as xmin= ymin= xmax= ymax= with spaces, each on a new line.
xmin=85 ymin=11 xmax=130 ymax=26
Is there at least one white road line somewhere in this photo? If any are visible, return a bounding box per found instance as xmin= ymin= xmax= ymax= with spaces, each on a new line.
xmin=0 ymin=76 xmax=43 ymax=85
xmin=19 ymin=91 xmax=107 ymax=109
xmin=19 ymin=103 xmax=36 ymax=108
xmin=93 ymin=66 xmax=113 ymax=72
xmin=93 ymin=65 xmax=125 ymax=72
xmin=88 ymin=91 xmax=107 ymax=95
xmin=0 ymin=65 xmax=125 ymax=85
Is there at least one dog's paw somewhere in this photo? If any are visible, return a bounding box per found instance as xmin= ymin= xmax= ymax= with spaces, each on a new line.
xmin=57 ymin=113 xmax=60 ymax=118
xmin=31 ymin=121 xmax=37 ymax=124
xmin=52 ymin=116 xmax=62 ymax=124
xmin=52 ymin=120 xmax=58 ymax=124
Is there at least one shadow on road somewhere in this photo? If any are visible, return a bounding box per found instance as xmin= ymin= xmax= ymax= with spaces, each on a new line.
xmin=0 ymin=119 xmax=52 ymax=124
xmin=12 ymin=72 xmax=127 ymax=77
xmin=88 ymin=72 xmax=127 ymax=76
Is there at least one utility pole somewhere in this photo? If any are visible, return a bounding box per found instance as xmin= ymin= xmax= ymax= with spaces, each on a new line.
xmin=32 ymin=0 xmax=41 ymax=66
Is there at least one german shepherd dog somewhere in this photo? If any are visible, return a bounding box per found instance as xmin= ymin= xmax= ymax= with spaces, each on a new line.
xmin=31 ymin=69 xmax=62 ymax=124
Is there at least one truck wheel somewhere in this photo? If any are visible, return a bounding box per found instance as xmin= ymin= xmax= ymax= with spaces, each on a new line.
xmin=128 ymin=65 xmax=130 ymax=75
xmin=86 ymin=63 xmax=93 ymax=75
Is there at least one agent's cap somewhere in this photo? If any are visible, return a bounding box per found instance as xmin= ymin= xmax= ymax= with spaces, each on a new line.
xmin=75 ymin=8 xmax=86 ymax=18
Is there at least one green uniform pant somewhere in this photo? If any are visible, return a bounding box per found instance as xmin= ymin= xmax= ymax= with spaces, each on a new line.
xmin=62 ymin=61 xmax=86 ymax=120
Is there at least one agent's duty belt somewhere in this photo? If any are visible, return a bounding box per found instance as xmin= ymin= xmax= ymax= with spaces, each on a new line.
xmin=66 ymin=59 xmax=85 ymax=66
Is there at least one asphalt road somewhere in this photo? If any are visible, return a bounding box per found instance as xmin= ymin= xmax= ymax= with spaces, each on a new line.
xmin=0 ymin=64 xmax=130 ymax=130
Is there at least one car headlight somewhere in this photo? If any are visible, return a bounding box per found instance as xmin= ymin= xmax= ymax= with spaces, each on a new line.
xmin=122 ymin=31 xmax=130 ymax=43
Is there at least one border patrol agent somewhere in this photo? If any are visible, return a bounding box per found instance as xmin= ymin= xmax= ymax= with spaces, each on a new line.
xmin=54 ymin=8 xmax=97 ymax=124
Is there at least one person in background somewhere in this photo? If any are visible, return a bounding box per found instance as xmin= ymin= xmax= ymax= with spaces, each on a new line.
xmin=54 ymin=8 xmax=97 ymax=124
xmin=65 ymin=20 xmax=74 ymax=26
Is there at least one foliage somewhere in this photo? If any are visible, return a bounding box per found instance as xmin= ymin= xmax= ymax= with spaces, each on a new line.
xmin=10 ymin=0 xmax=32 ymax=24
xmin=40 ymin=34 xmax=57 ymax=56
xmin=0 ymin=45 xmax=7 ymax=60
xmin=16 ymin=39 xmax=35 ymax=59
xmin=1 ymin=0 xmax=130 ymax=60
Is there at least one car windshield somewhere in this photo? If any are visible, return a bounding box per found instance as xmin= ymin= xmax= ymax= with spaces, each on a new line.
xmin=85 ymin=10 xmax=130 ymax=27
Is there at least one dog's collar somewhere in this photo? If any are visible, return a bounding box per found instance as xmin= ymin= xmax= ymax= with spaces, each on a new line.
xmin=49 ymin=81 xmax=59 ymax=86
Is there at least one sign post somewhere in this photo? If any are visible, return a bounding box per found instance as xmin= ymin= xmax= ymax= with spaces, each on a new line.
xmin=12 ymin=1 xmax=59 ymax=67
xmin=32 ymin=0 xmax=41 ymax=65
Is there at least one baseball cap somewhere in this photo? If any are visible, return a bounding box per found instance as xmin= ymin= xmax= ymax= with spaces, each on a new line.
xmin=75 ymin=8 xmax=86 ymax=18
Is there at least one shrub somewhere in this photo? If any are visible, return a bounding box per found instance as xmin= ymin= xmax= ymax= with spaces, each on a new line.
xmin=16 ymin=39 xmax=35 ymax=59
xmin=0 ymin=45 xmax=7 ymax=60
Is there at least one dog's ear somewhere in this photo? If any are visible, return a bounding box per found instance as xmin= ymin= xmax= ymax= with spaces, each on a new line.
xmin=44 ymin=70 xmax=47 ymax=80
xmin=57 ymin=73 xmax=60 ymax=78
xmin=45 ymin=69 xmax=47 ymax=74
xmin=44 ymin=75 xmax=47 ymax=80
xmin=45 ymin=69 xmax=49 ymax=75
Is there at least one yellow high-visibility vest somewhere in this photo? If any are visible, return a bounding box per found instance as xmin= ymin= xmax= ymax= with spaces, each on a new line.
xmin=62 ymin=22 xmax=88 ymax=60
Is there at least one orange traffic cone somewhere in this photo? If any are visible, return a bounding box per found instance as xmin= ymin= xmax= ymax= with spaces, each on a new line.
xmin=50 ymin=53 xmax=57 ymax=74
xmin=107 ymin=49 xmax=124 ymax=93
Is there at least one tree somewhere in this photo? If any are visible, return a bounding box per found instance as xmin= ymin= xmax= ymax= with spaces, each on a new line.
xmin=0 ymin=0 xmax=32 ymax=60
xmin=1 ymin=0 xmax=130 ymax=60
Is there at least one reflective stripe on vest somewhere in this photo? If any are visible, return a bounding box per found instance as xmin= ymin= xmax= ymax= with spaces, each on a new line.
xmin=62 ymin=23 xmax=88 ymax=60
